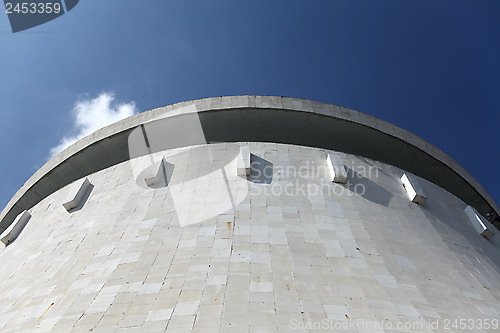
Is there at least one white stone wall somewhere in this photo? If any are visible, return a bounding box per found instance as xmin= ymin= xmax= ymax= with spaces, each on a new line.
xmin=0 ymin=143 xmax=498 ymax=332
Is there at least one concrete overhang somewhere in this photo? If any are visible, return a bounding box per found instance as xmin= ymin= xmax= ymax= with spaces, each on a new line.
xmin=1 ymin=96 xmax=498 ymax=232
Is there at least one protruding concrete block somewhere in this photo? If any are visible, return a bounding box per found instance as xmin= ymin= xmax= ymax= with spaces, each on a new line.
xmin=327 ymin=154 xmax=347 ymax=184
xmin=464 ymin=206 xmax=495 ymax=240
xmin=145 ymin=158 xmax=169 ymax=187
xmin=63 ymin=178 xmax=92 ymax=212
xmin=0 ymin=210 xmax=31 ymax=246
xmin=401 ymin=173 xmax=427 ymax=205
xmin=237 ymin=146 xmax=251 ymax=177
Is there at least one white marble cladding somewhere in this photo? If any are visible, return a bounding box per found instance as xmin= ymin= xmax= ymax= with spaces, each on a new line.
xmin=63 ymin=177 xmax=92 ymax=212
xmin=465 ymin=206 xmax=495 ymax=240
xmin=401 ymin=172 xmax=427 ymax=205
xmin=326 ymin=153 xmax=348 ymax=184
xmin=0 ymin=143 xmax=498 ymax=332
xmin=0 ymin=210 xmax=31 ymax=246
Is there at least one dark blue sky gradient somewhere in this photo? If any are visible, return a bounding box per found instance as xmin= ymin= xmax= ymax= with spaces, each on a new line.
xmin=0 ymin=1 xmax=499 ymax=212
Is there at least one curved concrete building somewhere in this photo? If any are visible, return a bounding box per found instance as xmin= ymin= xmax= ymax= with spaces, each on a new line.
xmin=0 ymin=96 xmax=499 ymax=332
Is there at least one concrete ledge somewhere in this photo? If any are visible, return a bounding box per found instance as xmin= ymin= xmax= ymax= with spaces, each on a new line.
xmin=401 ymin=173 xmax=427 ymax=205
xmin=0 ymin=210 xmax=31 ymax=246
xmin=63 ymin=178 xmax=92 ymax=212
xmin=327 ymin=154 xmax=347 ymax=184
xmin=1 ymin=96 xmax=498 ymax=233
xmin=464 ymin=206 xmax=495 ymax=240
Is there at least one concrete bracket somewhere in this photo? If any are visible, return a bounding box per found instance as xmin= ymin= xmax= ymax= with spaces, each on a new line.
xmin=464 ymin=205 xmax=495 ymax=240
xmin=327 ymin=153 xmax=347 ymax=184
xmin=237 ymin=146 xmax=251 ymax=177
xmin=63 ymin=178 xmax=93 ymax=212
xmin=401 ymin=173 xmax=427 ymax=205
xmin=0 ymin=210 xmax=31 ymax=246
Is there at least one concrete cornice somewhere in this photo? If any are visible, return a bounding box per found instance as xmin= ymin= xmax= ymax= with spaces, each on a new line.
xmin=1 ymin=96 xmax=498 ymax=232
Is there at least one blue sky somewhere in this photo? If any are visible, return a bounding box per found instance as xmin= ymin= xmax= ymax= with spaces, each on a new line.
xmin=1 ymin=0 xmax=499 ymax=212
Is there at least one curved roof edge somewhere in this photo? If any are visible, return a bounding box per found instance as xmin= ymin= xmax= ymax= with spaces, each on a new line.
xmin=1 ymin=95 xmax=498 ymax=232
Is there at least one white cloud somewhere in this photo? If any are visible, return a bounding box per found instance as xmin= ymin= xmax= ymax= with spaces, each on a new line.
xmin=50 ymin=92 xmax=137 ymax=157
